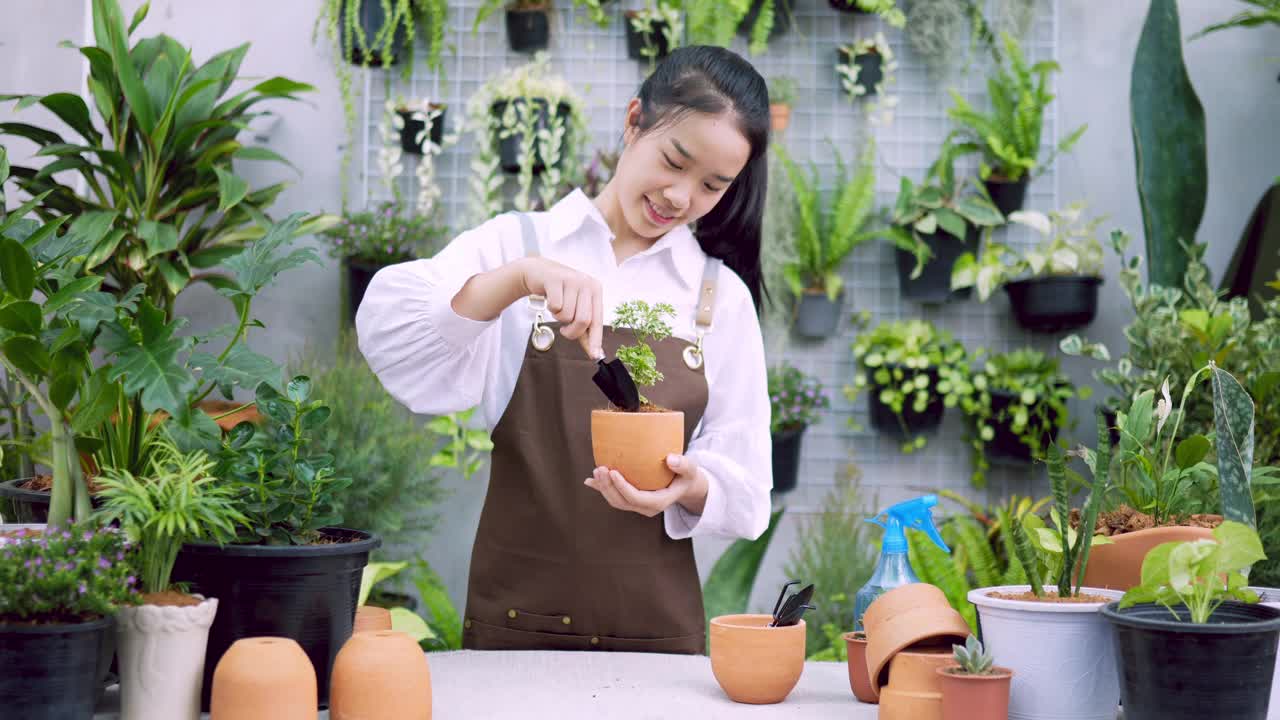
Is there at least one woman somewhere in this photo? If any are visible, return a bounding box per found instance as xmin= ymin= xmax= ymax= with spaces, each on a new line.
xmin=357 ymin=46 xmax=773 ymax=654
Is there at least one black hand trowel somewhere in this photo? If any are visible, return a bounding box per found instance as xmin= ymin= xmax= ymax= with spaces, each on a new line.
xmin=592 ymin=354 xmax=640 ymax=411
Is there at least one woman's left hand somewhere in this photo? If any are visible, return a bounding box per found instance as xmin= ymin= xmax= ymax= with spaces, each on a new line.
xmin=584 ymin=454 xmax=708 ymax=517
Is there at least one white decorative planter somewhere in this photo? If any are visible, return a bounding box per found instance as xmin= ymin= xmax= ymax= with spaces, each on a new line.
xmin=116 ymin=596 xmax=219 ymax=720
xmin=969 ymin=585 xmax=1122 ymax=720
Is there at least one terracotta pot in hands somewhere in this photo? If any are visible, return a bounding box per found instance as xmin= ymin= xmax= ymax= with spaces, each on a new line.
xmin=863 ymin=584 xmax=970 ymax=696
xmin=591 ymin=409 xmax=684 ymax=490
xmin=709 ymin=614 xmax=806 ymax=704
xmin=210 ymin=637 xmax=316 ymax=720
xmin=878 ymin=648 xmax=952 ymax=720
xmin=331 ymin=631 xmax=431 ymax=720
xmin=843 ymin=631 xmax=877 ymax=703
xmin=936 ymin=664 xmax=1013 ymax=720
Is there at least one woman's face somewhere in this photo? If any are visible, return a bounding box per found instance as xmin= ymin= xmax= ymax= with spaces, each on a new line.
xmin=615 ymin=99 xmax=752 ymax=238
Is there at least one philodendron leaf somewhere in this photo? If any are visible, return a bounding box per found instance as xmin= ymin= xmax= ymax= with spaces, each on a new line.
xmin=1211 ymin=364 xmax=1256 ymax=526
xmin=1138 ymin=540 xmax=1177 ymax=589
xmin=390 ymin=607 xmax=436 ymax=643
xmin=1213 ymin=520 xmax=1266 ymax=574
xmin=220 ymin=213 xmax=319 ymax=298
xmin=359 ymin=561 xmax=409 ymax=606
xmin=190 ymin=344 xmax=281 ymax=399
xmin=100 ymin=299 xmax=195 ymax=416
xmin=1174 ymin=434 xmax=1211 ymax=470
xmin=1168 ymin=540 xmax=1217 ymax=593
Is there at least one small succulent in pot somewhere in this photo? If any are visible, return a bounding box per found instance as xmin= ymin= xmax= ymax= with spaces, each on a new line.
xmin=951 ymin=634 xmax=993 ymax=674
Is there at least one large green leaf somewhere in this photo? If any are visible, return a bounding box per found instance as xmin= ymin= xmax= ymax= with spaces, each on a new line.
xmin=100 ymin=299 xmax=195 ymax=415
xmin=1131 ymin=0 xmax=1207 ymax=288
xmin=190 ymin=344 xmax=281 ymax=399
xmin=138 ymin=219 xmax=179 ymax=258
xmin=0 ymin=237 xmax=36 ymax=301
xmin=701 ymin=508 xmax=785 ymax=651
xmin=1211 ymin=364 xmax=1256 ymax=526
xmin=219 ymin=213 xmax=319 ymax=298
xmin=214 ymin=167 xmax=249 ymax=213
xmin=38 ymin=93 xmax=101 ymax=144
xmin=96 ymin=0 xmax=156 ymax=135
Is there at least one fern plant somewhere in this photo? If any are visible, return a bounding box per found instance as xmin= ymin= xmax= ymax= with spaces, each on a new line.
xmin=831 ymin=0 xmax=906 ymax=27
xmin=687 ymin=0 xmax=793 ymax=55
xmin=946 ymin=32 xmax=1086 ymax=183
xmin=613 ymin=300 xmax=676 ymax=406
xmin=1193 ymin=0 xmax=1280 ymax=38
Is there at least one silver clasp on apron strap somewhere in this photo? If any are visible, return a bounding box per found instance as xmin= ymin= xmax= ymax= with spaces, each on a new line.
xmin=683 ymin=266 xmax=719 ymax=370
xmin=528 ymin=294 xmax=555 ymax=351
xmin=682 ymin=331 xmax=705 ymax=370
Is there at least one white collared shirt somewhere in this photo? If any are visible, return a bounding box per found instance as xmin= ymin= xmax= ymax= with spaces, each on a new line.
xmin=355 ymin=189 xmax=773 ymax=541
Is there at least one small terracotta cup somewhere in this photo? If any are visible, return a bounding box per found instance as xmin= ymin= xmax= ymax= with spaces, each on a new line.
xmin=210 ymin=637 xmax=316 ymax=720
xmin=353 ymin=606 xmax=393 ymax=634
xmin=863 ymin=584 xmax=970 ymax=695
xmin=843 ymin=631 xmax=878 ymax=704
xmin=591 ymin=409 xmax=684 ymax=491
xmin=331 ymin=630 xmax=431 ymax=720
xmin=709 ymin=614 xmax=806 ymax=704
xmin=878 ymin=647 xmax=953 ymax=720
xmin=936 ymin=664 xmax=1013 ymax=720
xmin=769 ymin=104 xmax=792 ymax=132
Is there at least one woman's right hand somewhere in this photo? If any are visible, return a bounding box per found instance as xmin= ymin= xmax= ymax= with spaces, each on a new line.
xmin=517 ymin=256 xmax=605 ymax=360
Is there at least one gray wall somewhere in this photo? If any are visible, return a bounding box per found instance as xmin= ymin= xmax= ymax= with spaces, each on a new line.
xmin=2 ymin=0 xmax=1277 ymax=618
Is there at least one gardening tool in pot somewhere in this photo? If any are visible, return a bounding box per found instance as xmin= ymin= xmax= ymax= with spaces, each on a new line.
xmin=770 ymin=581 xmax=815 ymax=627
xmin=592 ymin=352 xmax=640 ymax=411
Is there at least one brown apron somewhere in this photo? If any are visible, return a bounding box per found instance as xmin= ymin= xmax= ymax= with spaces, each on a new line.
xmin=461 ymin=212 xmax=722 ymax=654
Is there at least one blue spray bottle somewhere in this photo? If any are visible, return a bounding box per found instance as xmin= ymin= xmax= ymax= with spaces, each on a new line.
xmin=852 ymin=494 xmax=950 ymax=631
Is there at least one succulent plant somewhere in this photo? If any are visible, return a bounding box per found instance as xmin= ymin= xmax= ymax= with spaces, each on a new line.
xmin=952 ymin=634 xmax=995 ymax=675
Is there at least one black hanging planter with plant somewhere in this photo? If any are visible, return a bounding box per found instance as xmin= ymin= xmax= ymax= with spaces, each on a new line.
xmin=506 ymin=3 xmax=551 ymax=53
xmin=984 ymin=390 xmax=1052 ymax=464
xmin=395 ymin=105 xmax=446 ymax=155
xmin=344 ymin=257 xmax=389 ymax=327
xmin=1101 ymin=601 xmax=1280 ymax=720
xmin=867 ymin=366 xmax=945 ymax=438
xmin=339 ymin=0 xmax=407 ymax=66
xmin=739 ymin=0 xmax=795 ymax=39
xmin=170 ymin=528 xmax=381 ymax=710
xmin=492 ymin=99 xmax=570 ymax=174
xmin=0 ymin=615 xmax=115 ymax=720
xmin=983 ymin=176 xmax=1029 ymax=217
xmin=896 ymin=227 xmax=978 ymax=304
xmin=1003 ymin=275 xmax=1102 ymax=333
xmin=828 ymin=0 xmax=868 ymax=11
xmin=794 ymin=290 xmax=842 ymax=339
xmin=838 ymin=46 xmax=883 ymax=97
xmin=624 ymin=12 xmax=672 ymax=62
xmin=770 ymin=428 xmax=805 ymax=494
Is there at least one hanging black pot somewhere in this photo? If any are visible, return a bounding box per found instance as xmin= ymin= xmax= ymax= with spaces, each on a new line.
xmin=0 ymin=615 xmax=115 ymax=720
xmin=170 ymin=528 xmax=381 ymax=710
xmin=896 ymin=226 xmax=978 ymax=304
xmin=1102 ymin=601 xmax=1280 ymax=720
xmin=739 ymin=0 xmax=795 ymax=39
xmin=624 ymin=12 xmax=672 ymax=62
xmin=867 ymin=365 xmax=945 ymax=438
xmin=1003 ymin=275 xmax=1102 ymax=334
xmin=829 ymin=0 xmax=869 ymax=12
xmin=838 ymin=46 xmax=884 ymax=97
xmin=339 ymin=0 xmax=407 ymax=67
xmin=492 ymin=99 xmax=570 ymax=175
xmin=395 ymin=105 xmax=446 ymax=155
xmin=1103 ymin=406 xmax=1121 ymax=449
xmin=983 ymin=176 xmax=1029 ymax=217
xmin=770 ymin=427 xmax=806 ymax=494
xmin=0 ymin=477 xmax=105 ymax=524
xmin=506 ymin=4 xmax=551 ymax=53
xmin=794 ymin=290 xmax=843 ymax=339
xmin=982 ymin=390 xmax=1063 ymax=465
xmin=344 ymin=257 xmax=393 ymax=327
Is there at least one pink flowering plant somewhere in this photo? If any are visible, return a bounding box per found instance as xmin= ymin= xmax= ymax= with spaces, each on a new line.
xmin=0 ymin=524 xmax=139 ymax=623
xmin=320 ymin=202 xmax=448 ymax=266
xmin=768 ymin=364 xmax=830 ymax=434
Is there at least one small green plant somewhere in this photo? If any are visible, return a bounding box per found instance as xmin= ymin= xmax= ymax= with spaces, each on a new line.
xmin=951 ymin=634 xmax=994 ymax=674
xmin=1119 ymin=521 xmax=1265 ymax=623
xmin=0 ymin=523 xmax=139 ymax=622
xmin=946 ymin=32 xmax=1086 ymax=183
xmin=320 ymin=202 xmax=448 ymax=266
xmin=833 ymin=0 xmax=906 ymax=27
xmin=952 ymin=203 xmax=1107 ymax=301
xmin=629 ymin=1 xmax=684 ymax=73
xmin=768 ymin=364 xmax=830 ymax=434
xmin=96 ymin=436 xmax=248 ymax=595
xmin=571 ymin=0 xmax=613 ymax=27
xmin=768 ymin=76 xmax=797 ymax=107
xmin=612 ymin=300 xmax=676 ymax=406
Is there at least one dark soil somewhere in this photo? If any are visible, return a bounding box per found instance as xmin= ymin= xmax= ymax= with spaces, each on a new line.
xmin=20 ymin=474 xmax=105 ymax=494
xmin=990 ymin=591 xmax=1113 ymax=603
xmin=1069 ymin=505 xmax=1222 ymax=537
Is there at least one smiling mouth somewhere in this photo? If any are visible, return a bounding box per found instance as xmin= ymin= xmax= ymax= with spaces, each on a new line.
xmin=644 ymin=196 xmax=677 ymax=224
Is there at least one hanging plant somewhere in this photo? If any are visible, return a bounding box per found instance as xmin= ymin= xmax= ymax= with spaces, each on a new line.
xmin=474 ymin=0 xmax=554 ymax=53
xmin=836 ymin=33 xmax=899 ymax=127
xmin=572 ymin=0 xmax=616 ymax=28
xmin=626 ymin=1 xmax=684 ymax=73
xmin=828 ymin=0 xmax=906 ymax=27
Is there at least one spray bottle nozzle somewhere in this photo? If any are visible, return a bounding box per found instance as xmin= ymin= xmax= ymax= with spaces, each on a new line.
xmin=866 ymin=494 xmax=950 ymax=555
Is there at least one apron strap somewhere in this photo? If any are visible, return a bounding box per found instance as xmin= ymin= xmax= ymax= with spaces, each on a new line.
xmin=516 ymin=212 xmax=540 ymax=258
xmin=683 ymin=257 xmax=721 ymax=370
xmin=513 ymin=212 xmax=555 ymax=351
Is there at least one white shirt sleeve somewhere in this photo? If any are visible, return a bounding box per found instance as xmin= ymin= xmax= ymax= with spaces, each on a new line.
xmin=664 ymin=271 xmax=774 ymax=541
xmin=355 ymin=214 xmax=518 ymax=417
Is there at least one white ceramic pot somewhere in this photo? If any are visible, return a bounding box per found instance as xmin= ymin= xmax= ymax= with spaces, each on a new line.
xmin=1250 ymin=586 xmax=1280 ymax=719
xmin=116 ymin=595 xmax=219 ymax=720
xmin=969 ymin=585 xmax=1122 ymax=720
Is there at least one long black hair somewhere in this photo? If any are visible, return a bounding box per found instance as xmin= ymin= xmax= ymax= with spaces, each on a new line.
xmin=631 ymin=45 xmax=771 ymax=313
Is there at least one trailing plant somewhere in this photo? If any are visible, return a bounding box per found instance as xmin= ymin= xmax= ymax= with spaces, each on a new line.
xmin=774 ymin=139 xmax=881 ymax=301
xmin=946 ymin=32 xmax=1087 ymax=183
xmin=95 ymin=435 xmax=247 ymax=595
xmin=951 ymin=203 xmax=1106 ymax=301
xmin=463 ymin=52 xmax=588 ymax=222
xmin=0 ymin=0 xmax=335 ymax=319
xmin=768 ymin=363 xmax=829 ymax=434
xmin=211 ymin=376 xmax=354 ymax=546
xmin=612 ymin=300 xmax=675 ymax=407
xmin=572 ymin=0 xmax=614 ymax=27
xmin=320 ymin=201 xmax=448 ymax=266
xmin=903 ymin=0 xmax=972 ymax=77
xmin=845 ymin=319 xmax=973 ymax=452
xmin=831 ymin=0 xmax=906 ymax=26
xmin=959 ymin=349 xmax=1085 ymax=487
xmin=629 ymin=1 xmax=684 ymax=73
xmin=1119 ymin=521 xmax=1265 ymax=623
xmin=0 ymin=523 xmax=139 ymax=623
xmin=380 ymin=97 xmax=453 ymax=217
xmin=836 ymin=34 xmax=900 ymax=127
xmin=768 ymin=76 xmax=797 ymax=107
xmin=950 ymin=634 xmax=995 ymax=674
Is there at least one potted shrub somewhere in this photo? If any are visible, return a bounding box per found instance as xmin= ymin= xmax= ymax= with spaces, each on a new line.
xmin=884 ymin=138 xmax=1005 ymax=303
xmin=767 ymin=364 xmax=830 ymax=494
xmin=828 ymin=0 xmax=906 ymax=25
xmin=96 ymin=437 xmax=247 ymax=720
xmin=0 ymin=523 xmax=138 ymax=720
xmin=1103 ymin=521 xmax=1280 ymax=720
xmin=464 ymin=53 xmax=588 ymax=221
xmin=951 ymin=203 xmax=1106 ymax=332
xmin=836 ymin=34 xmax=896 ymax=99
xmin=591 ymin=301 xmax=689 ymax=491
xmin=845 ymin=319 xmax=972 ymax=453
xmin=774 ymin=140 xmax=882 ymax=339
xmin=767 ymin=76 xmax=797 ymax=133
xmin=945 ymin=32 xmax=1087 ymax=216
xmin=474 ymin=0 xmax=553 ymax=52
xmin=959 ymin=349 xmax=1084 ymax=488
xmin=625 ymin=1 xmax=682 ymax=72
xmin=170 ymin=376 xmax=381 ymax=710
xmin=968 ymin=434 xmax=1124 ymax=720
xmin=936 ymin=634 xmax=1012 ymax=720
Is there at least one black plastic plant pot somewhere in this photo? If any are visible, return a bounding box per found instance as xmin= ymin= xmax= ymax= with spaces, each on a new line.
xmin=344 ymin=257 xmax=390 ymax=327
xmin=1102 ymin=601 xmax=1280 ymax=720
xmin=624 ymin=13 xmax=671 ymax=62
xmin=866 ymin=366 xmax=945 ymax=438
xmin=0 ymin=477 xmax=104 ymax=524
xmin=395 ymin=105 xmax=446 ymax=155
xmin=983 ymin=176 xmax=1029 ymax=217
xmin=1103 ymin=406 xmax=1121 ymax=449
xmin=0 ymin=615 xmax=115 ymax=720
xmin=506 ymin=5 xmax=550 ymax=53
xmin=984 ymin=390 xmax=1051 ymax=465
xmin=739 ymin=0 xmax=794 ymax=39
xmin=829 ymin=0 xmax=869 ymax=12
xmin=794 ymin=290 xmax=842 ymax=339
xmin=896 ymin=227 xmax=978 ymax=304
xmin=170 ymin=528 xmax=381 ymax=710
xmin=837 ymin=47 xmax=883 ymax=97
xmin=1003 ymin=275 xmax=1102 ymax=334
xmin=492 ymin=99 xmax=570 ymax=174
xmin=339 ymin=0 xmax=406 ymax=67
xmin=770 ymin=427 xmax=806 ymax=494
